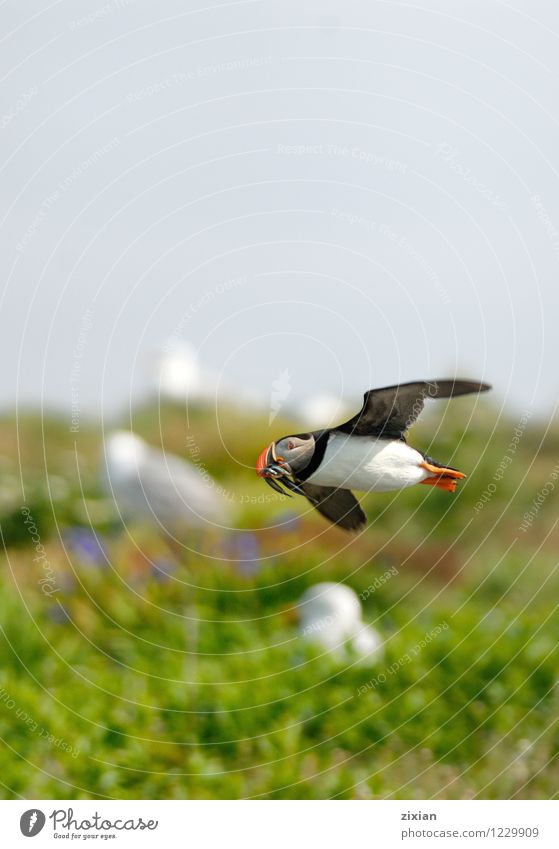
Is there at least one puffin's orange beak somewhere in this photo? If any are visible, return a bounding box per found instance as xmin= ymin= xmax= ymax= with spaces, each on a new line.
xmin=256 ymin=443 xmax=275 ymax=477
xmin=256 ymin=443 xmax=303 ymax=497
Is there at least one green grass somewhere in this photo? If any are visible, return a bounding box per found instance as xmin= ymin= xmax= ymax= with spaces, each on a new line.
xmin=0 ymin=401 xmax=558 ymax=798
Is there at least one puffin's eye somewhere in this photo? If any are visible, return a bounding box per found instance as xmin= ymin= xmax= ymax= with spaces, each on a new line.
xmin=288 ymin=441 xmax=295 ymax=450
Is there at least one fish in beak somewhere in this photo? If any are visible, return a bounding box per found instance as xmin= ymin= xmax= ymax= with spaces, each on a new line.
xmin=255 ymin=443 xmax=306 ymax=497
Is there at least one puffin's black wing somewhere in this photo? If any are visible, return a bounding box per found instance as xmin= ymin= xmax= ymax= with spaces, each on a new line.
xmin=299 ymin=483 xmax=366 ymax=531
xmin=336 ymin=379 xmax=491 ymax=440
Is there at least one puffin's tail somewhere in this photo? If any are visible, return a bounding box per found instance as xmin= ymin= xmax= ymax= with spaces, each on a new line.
xmin=419 ymin=459 xmax=466 ymax=493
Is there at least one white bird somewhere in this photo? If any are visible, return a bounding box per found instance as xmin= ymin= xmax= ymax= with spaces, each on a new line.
xmin=298 ymin=582 xmax=383 ymax=662
xmin=152 ymin=342 xmax=205 ymax=404
xmin=151 ymin=340 xmax=264 ymax=411
xmin=298 ymin=393 xmax=351 ymax=430
xmin=101 ymin=431 xmax=231 ymax=536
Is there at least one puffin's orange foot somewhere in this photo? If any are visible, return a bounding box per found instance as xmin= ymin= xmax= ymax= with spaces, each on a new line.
xmin=419 ymin=461 xmax=466 ymax=492
xmin=421 ymin=476 xmax=459 ymax=492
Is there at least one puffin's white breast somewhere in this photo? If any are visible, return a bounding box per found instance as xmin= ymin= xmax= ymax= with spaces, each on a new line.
xmin=306 ymin=433 xmax=429 ymax=492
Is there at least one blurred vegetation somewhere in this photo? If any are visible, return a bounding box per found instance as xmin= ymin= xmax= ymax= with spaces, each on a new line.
xmin=0 ymin=398 xmax=558 ymax=799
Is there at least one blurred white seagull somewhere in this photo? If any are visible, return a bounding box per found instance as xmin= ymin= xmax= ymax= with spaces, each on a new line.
xmin=298 ymin=582 xmax=383 ymax=662
xmin=101 ymin=431 xmax=231 ymax=536
xmin=151 ymin=342 xmax=205 ymax=404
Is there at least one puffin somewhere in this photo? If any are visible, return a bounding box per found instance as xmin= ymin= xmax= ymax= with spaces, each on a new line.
xmin=256 ymin=378 xmax=490 ymax=531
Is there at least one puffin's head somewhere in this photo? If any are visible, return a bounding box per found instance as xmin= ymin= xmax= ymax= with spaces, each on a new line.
xmin=256 ymin=433 xmax=315 ymax=496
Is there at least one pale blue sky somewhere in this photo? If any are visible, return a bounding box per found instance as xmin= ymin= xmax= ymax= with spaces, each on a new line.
xmin=1 ymin=0 xmax=558 ymax=422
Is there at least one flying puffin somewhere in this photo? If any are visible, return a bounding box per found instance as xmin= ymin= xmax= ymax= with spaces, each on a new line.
xmin=256 ymin=379 xmax=490 ymax=531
